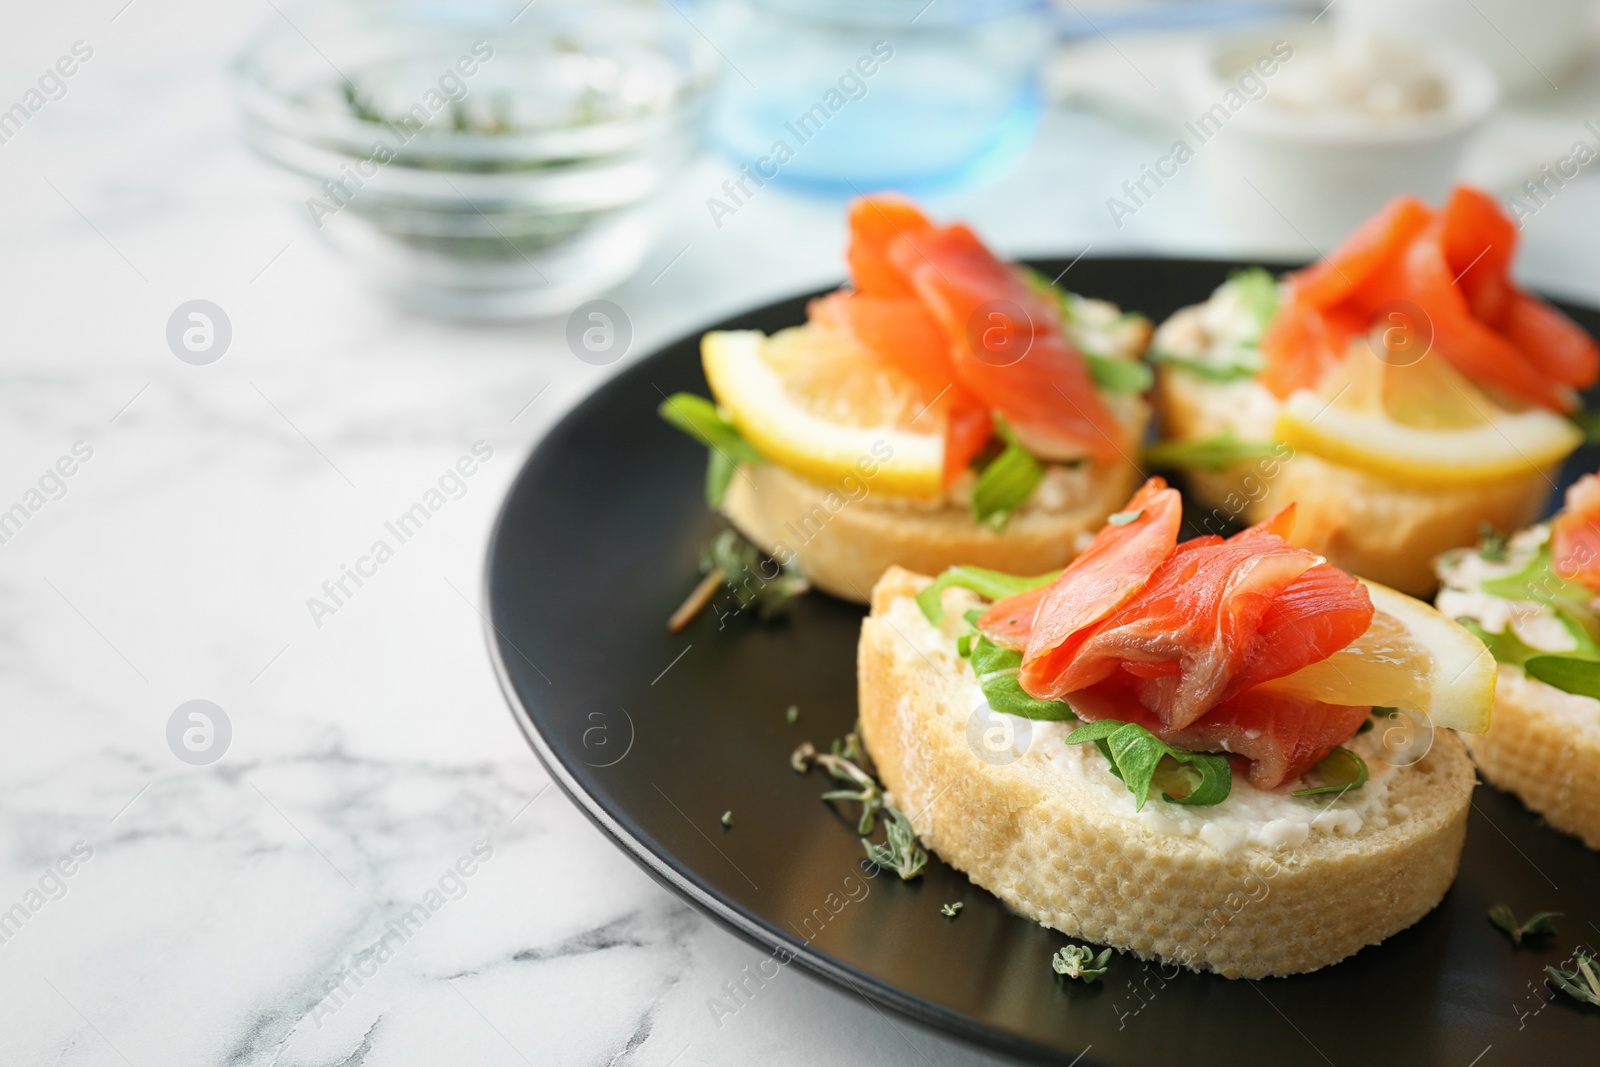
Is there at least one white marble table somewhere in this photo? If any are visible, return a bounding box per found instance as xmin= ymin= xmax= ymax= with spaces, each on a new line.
xmin=5 ymin=4 xmax=1600 ymax=1066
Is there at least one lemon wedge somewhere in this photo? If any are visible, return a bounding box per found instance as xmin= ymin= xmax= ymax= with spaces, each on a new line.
xmin=1274 ymin=343 xmax=1581 ymax=485
xmin=1257 ymin=579 xmax=1495 ymax=733
xmin=1277 ymin=394 xmax=1580 ymax=485
xmin=701 ymin=328 xmax=946 ymax=496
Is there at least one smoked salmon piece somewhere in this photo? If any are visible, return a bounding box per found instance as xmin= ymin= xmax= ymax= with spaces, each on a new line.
xmin=980 ymin=478 xmax=1183 ymax=654
xmin=980 ymin=479 xmax=1377 ymax=789
xmin=813 ymin=194 xmax=1127 ymax=482
xmin=1261 ymin=186 xmax=1598 ymax=411
xmin=898 ymin=225 xmax=1125 ymax=462
xmin=1068 ymin=673 xmax=1371 ymax=790
xmin=1552 ymin=472 xmax=1600 ymax=592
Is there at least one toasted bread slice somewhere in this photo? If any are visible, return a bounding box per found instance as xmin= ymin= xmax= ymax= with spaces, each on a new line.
xmin=722 ymin=451 xmax=1144 ymax=603
xmin=1155 ymin=366 xmax=1553 ymax=597
xmin=858 ymin=567 xmax=1476 ymax=978
xmin=1463 ymin=668 xmax=1600 ymax=849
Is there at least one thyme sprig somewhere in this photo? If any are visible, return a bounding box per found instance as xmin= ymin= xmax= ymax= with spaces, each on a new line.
xmin=1052 ymin=944 xmax=1113 ymax=984
xmin=1488 ymin=904 xmax=1561 ymax=946
xmin=792 ymin=725 xmax=928 ymax=879
xmin=1546 ymin=951 xmax=1600 ymax=1007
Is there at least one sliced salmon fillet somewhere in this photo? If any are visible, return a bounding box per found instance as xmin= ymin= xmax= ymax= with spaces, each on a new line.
xmin=1498 ymin=292 xmax=1600 ymax=390
xmin=846 ymin=195 xmax=935 ymax=299
xmin=1441 ymin=185 xmax=1516 ymax=324
xmin=980 ymin=478 xmax=1182 ymax=655
xmin=1291 ymin=195 xmax=1434 ymax=310
xmin=1035 ymin=525 xmax=1321 ymax=728
xmin=1552 ymin=472 xmax=1600 ymax=592
xmin=1260 ymin=185 xmax=1597 ymax=410
xmin=1069 ymin=673 xmax=1371 ymax=790
xmin=1221 ymin=562 xmax=1374 ymax=700
xmin=893 ymin=223 xmax=1126 ymax=462
xmin=979 ymin=482 xmax=1376 ymax=788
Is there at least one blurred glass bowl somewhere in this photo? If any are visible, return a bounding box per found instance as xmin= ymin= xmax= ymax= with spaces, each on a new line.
xmin=236 ymin=0 xmax=715 ymax=320
xmin=705 ymin=0 xmax=1050 ymax=194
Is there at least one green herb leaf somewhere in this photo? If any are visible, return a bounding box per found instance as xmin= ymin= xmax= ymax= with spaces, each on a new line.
xmin=940 ymin=902 xmax=964 ymax=918
xmin=785 ymin=704 xmax=799 ymax=724
xmin=864 ymin=804 xmax=928 ymax=880
xmin=1567 ymin=409 xmax=1600 ymax=445
xmin=1489 ymin=903 xmax=1561 ymax=946
xmin=720 ymin=810 xmax=733 ymax=828
xmin=969 ymin=636 xmax=1077 ymax=721
xmin=658 ymin=393 xmax=763 ymax=508
xmin=1524 ymin=656 xmax=1600 ymax=699
xmin=1545 ymin=952 xmax=1600 ymax=1006
xmin=1085 ymin=353 xmax=1153 ymax=394
xmin=1107 ymin=508 xmax=1143 ymax=526
xmin=1148 ymin=348 xmax=1264 ymax=382
xmin=1477 ymin=524 xmax=1510 ymax=562
xmin=1230 ymin=267 xmax=1280 ymax=332
xmin=972 ymin=436 xmax=1044 ymax=530
xmin=1020 ymin=267 xmax=1151 ymax=394
xmin=1052 ymin=944 xmax=1113 ymax=983
xmin=700 ymin=530 xmax=809 ymax=620
xmin=705 ymin=450 xmax=737 ymax=509
xmin=1457 ymin=618 xmax=1543 ymax=669
xmin=1142 ymin=430 xmax=1282 ymax=473
xmin=1478 ymin=542 xmax=1600 ymax=657
xmin=1065 ymin=719 xmax=1231 ymax=809
xmin=915 ymin=565 xmax=1058 ymax=624
xmin=1291 ymin=747 xmax=1368 ymax=797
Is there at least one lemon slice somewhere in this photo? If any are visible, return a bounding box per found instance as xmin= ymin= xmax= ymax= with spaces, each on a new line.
xmin=702 ymin=328 xmax=945 ymax=496
xmin=1257 ymin=579 xmax=1495 ymax=733
xmin=1277 ymin=392 xmax=1580 ymax=485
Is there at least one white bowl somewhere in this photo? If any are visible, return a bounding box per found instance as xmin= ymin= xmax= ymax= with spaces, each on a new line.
xmin=1173 ymin=30 xmax=1499 ymax=250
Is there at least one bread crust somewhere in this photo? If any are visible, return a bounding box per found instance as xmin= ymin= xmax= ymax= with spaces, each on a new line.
xmin=1464 ymin=669 xmax=1600 ymax=849
xmin=858 ymin=567 xmax=1476 ymax=978
xmin=722 ymin=456 xmax=1143 ymax=603
xmin=1154 ymin=367 xmax=1554 ymax=597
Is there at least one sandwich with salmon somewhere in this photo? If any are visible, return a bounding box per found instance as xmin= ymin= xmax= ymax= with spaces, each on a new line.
xmin=1436 ymin=473 xmax=1600 ymax=848
xmin=859 ymin=477 xmax=1493 ymax=977
xmin=1148 ymin=185 xmax=1595 ymax=596
xmin=661 ymin=195 xmax=1152 ymax=602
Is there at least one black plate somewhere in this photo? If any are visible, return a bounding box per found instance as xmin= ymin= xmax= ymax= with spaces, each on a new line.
xmin=485 ymin=257 xmax=1600 ymax=1065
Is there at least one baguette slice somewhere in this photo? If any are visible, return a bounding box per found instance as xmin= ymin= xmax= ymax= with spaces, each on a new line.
xmin=858 ymin=567 xmax=1476 ymax=978
xmin=1155 ymin=365 xmax=1553 ymax=597
xmin=723 ymin=450 xmax=1143 ymax=603
xmin=1463 ymin=667 xmax=1600 ymax=849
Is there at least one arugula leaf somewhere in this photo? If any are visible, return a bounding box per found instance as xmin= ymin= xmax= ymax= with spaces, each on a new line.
xmin=1084 ymin=352 xmax=1153 ymax=394
xmin=968 ymin=636 xmax=1077 ymax=721
xmin=1291 ymin=747 xmax=1368 ymax=797
xmin=1065 ymin=719 xmax=1231 ymax=809
xmin=1148 ymin=348 xmax=1264 ymax=381
xmin=972 ymin=430 xmax=1044 ymax=529
xmin=1230 ymin=267 xmax=1280 ymax=332
xmin=1524 ymin=655 xmax=1600 ymax=699
xmin=1477 ymin=542 xmax=1600 ymax=657
xmin=1568 ymin=409 xmax=1600 ymax=445
xmin=658 ymin=393 xmax=763 ymax=507
xmin=1457 ymin=618 xmax=1543 ymax=668
xmin=1142 ymin=430 xmax=1282 ymax=472
xmin=915 ymin=565 xmax=1058 ymax=624
xmin=1020 ymin=267 xmax=1152 ymax=395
